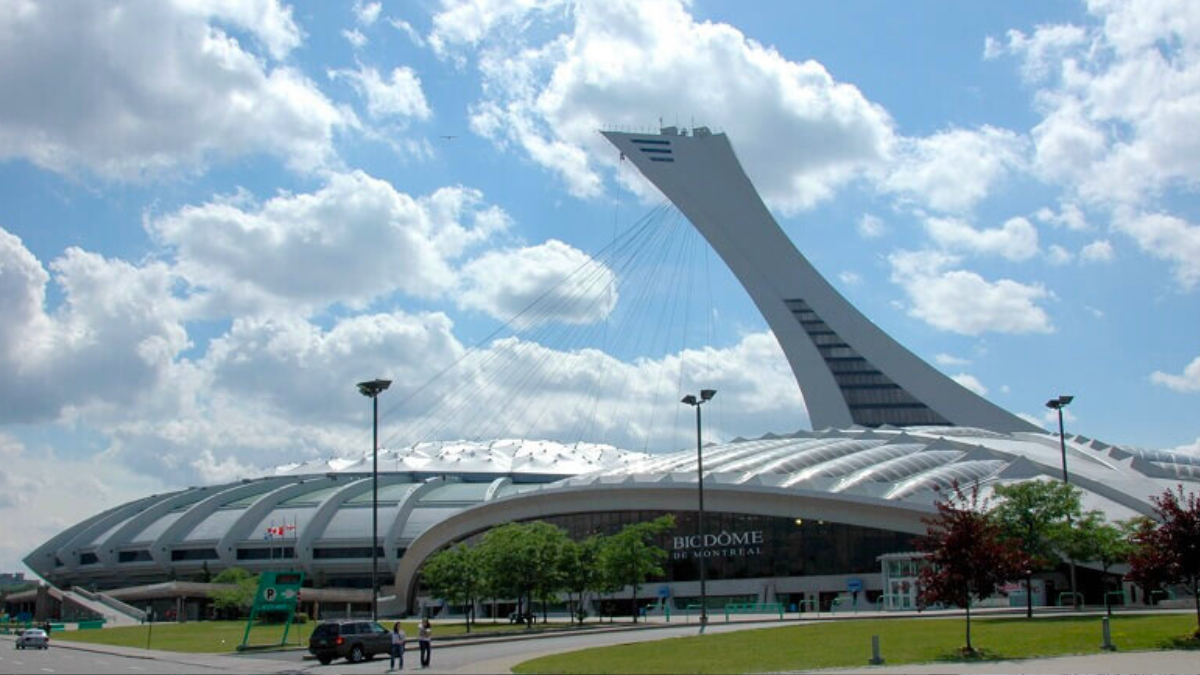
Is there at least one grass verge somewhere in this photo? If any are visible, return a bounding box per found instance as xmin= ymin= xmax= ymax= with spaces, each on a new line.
xmin=54 ymin=619 xmax=573 ymax=653
xmin=513 ymin=614 xmax=1200 ymax=674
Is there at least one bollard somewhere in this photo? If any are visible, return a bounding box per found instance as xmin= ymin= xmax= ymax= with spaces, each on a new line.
xmin=1101 ymin=616 xmax=1115 ymax=651
xmin=869 ymin=634 xmax=885 ymax=665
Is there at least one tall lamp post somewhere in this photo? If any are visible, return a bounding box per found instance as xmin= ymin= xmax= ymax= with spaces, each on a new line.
xmin=358 ymin=378 xmax=392 ymax=621
xmin=1045 ymin=394 xmax=1078 ymax=610
xmin=681 ymin=388 xmax=716 ymax=632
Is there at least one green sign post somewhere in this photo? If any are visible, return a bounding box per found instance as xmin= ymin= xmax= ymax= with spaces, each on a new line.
xmin=238 ymin=570 xmax=305 ymax=651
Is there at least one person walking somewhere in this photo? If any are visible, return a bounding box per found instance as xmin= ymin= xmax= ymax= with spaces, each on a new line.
xmin=418 ymin=617 xmax=432 ymax=668
xmin=389 ymin=622 xmax=406 ymax=671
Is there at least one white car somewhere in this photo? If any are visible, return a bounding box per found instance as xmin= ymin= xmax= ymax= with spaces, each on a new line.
xmin=16 ymin=628 xmax=49 ymax=650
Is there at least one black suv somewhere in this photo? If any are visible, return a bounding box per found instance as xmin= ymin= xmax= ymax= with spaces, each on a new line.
xmin=308 ymin=620 xmax=393 ymax=665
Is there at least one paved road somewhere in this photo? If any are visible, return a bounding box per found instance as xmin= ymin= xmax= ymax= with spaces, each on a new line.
xmin=238 ymin=619 xmax=783 ymax=674
xmin=6 ymin=615 xmax=1199 ymax=675
xmin=0 ymin=636 xmax=294 ymax=675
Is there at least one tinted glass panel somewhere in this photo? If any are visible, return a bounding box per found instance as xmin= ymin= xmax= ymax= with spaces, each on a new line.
xmin=448 ymin=511 xmax=917 ymax=583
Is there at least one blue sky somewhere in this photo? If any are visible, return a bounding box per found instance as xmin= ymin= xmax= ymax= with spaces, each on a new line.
xmin=1 ymin=0 xmax=1198 ymax=573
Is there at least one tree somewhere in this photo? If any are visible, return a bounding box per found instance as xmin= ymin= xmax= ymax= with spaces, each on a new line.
xmin=598 ymin=515 xmax=675 ymax=624
xmin=527 ymin=523 xmax=570 ymax=624
xmin=1058 ymin=512 xmax=1134 ymax=616
xmin=918 ymin=483 xmax=1027 ymax=654
xmin=1128 ymin=486 xmax=1200 ymax=638
xmin=210 ymin=567 xmax=258 ymax=617
xmin=421 ymin=543 xmax=482 ymax=633
xmin=560 ymin=535 xmax=604 ymax=624
xmin=476 ymin=521 xmax=569 ymax=628
xmin=992 ymin=480 xmax=1081 ymax=618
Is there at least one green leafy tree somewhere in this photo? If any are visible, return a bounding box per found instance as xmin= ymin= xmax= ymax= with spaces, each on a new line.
xmin=919 ymin=483 xmax=1027 ymax=655
xmin=598 ymin=515 xmax=675 ymax=624
xmin=992 ymin=480 xmax=1081 ymax=617
xmin=421 ymin=543 xmax=483 ymax=632
xmin=210 ymin=567 xmax=258 ymax=617
xmin=1058 ymin=512 xmax=1135 ymax=616
xmin=528 ymin=522 xmax=570 ymax=624
xmin=560 ymin=536 xmax=604 ymax=624
xmin=476 ymin=521 xmax=569 ymax=628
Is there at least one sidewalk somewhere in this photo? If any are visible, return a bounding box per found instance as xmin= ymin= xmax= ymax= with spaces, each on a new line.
xmin=0 ymin=634 xmax=290 ymax=674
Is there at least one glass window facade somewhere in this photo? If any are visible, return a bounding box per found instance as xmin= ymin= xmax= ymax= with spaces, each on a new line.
xmin=456 ymin=510 xmax=917 ymax=583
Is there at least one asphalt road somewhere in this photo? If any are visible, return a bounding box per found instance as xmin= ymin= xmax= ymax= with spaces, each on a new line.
xmin=240 ymin=619 xmax=780 ymax=674
xmin=0 ymin=643 xmax=232 ymax=675
xmin=0 ymin=620 xmax=771 ymax=675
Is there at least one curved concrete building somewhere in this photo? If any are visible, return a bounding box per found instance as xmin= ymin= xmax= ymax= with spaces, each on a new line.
xmin=24 ymin=129 xmax=1196 ymax=618
xmin=393 ymin=426 xmax=1198 ymax=611
xmin=23 ymin=441 xmax=646 ymax=592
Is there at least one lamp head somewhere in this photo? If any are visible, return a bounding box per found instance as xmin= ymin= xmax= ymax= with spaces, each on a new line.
xmin=680 ymin=394 xmax=698 ymax=405
xmin=700 ymin=389 xmax=717 ymax=402
xmin=357 ymin=379 xmax=392 ymax=398
xmin=1045 ymin=394 xmax=1074 ymax=410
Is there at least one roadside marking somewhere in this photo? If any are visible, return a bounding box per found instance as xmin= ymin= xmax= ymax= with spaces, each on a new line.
xmin=41 ymin=667 xmax=55 ymax=673
xmin=128 ymin=666 xmax=144 ymax=671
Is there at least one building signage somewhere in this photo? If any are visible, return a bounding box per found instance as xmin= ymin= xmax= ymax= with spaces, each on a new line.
xmin=671 ymin=530 xmax=764 ymax=559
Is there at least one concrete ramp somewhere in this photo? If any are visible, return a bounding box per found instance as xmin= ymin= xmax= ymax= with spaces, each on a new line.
xmin=61 ymin=587 xmax=143 ymax=627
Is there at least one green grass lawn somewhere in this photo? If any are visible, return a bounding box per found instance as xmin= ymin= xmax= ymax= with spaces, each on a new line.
xmin=514 ymin=614 xmax=1200 ymax=674
xmin=54 ymin=619 xmax=575 ymax=653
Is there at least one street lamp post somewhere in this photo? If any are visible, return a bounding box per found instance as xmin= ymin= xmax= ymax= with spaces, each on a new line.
xmin=681 ymin=389 xmax=716 ymax=632
xmin=1045 ymin=394 xmax=1078 ymax=610
xmin=358 ymin=378 xmax=392 ymax=621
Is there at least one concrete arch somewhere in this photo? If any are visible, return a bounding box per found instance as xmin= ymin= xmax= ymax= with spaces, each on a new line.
xmin=100 ymin=487 xmax=210 ymax=569
xmin=295 ymin=475 xmax=408 ymax=575
xmin=27 ymin=497 xmax=150 ymax=578
xmin=392 ymin=480 xmax=934 ymax=611
xmin=150 ymin=478 xmax=295 ymax=570
xmin=384 ymin=476 xmax=456 ymax=570
xmin=215 ymin=477 xmax=339 ymax=567
xmin=53 ymin=493 xmax=170 ymax=574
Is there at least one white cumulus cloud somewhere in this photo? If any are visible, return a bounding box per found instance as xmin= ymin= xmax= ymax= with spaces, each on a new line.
xmin=888 ymin=250 xmax=1054 ymax=336
xmin=0 ymin=227 xmax=188 ymax=424
xmin=924 ymin=216 xmax=1039 ymax=262
xmin=858 ymin=213 xmax=887 ymax=239
xmin=330 ymin=65 xmax=433 ymax=121
xmin=881 ymin=126 xmax=1028 ymax=213
xmin=457 ymin=240 xmax=617 ymax=326
xmin=951 ymin=373 xmax=988 ymax=397
xmin=147 ymin=171 xmax=508 ymax=315
xmin=1079 ymin=239 xmax=1115 ymax=263
xmin=456 ymin=0 xmax=894 ymax=212
xmin=0 ymin=0 xmax=354 ymax=179
xmin=1113 ymin=212 xmax=1200 ymax=290
xmin=1151 ymin=356 xmax=1200 ymax=393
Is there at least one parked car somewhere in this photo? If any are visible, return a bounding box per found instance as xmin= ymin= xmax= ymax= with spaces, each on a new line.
xmin=16 ymin=628 xmax=49 ymax=650
xmin=308 ymin=620 xmax=392 ymax=665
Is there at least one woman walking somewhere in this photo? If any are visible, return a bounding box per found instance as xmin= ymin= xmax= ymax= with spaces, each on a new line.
xmin=389 ymin=622 xmax=406 ymax=671
xmin=418 ymin=618 xmax=432 ymax=668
